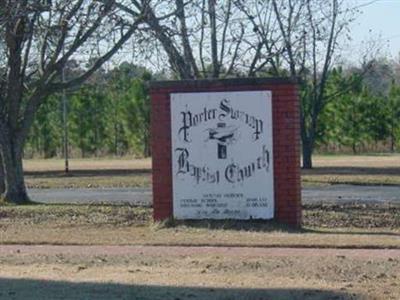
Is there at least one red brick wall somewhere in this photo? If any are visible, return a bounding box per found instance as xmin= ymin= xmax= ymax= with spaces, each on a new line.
xmin=150 ymin=78 xmax=301 ymax=227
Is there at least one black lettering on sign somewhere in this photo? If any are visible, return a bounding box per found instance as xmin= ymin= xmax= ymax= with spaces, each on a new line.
xmin=175 ymin=148 xmax=220 ymax=184
xmin=224 ymin=145 xmax=271 ymax=184
xmin=178 ymin=107 xmax=217 ymax=142
xmin=218 ymin=99 xmax=263 ymax=140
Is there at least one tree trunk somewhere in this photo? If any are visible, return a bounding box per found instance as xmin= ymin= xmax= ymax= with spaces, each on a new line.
xmin=302 ymin=141 xmax=313 ymax=169
xmin=208 ymin=0 xmax=219 ymax=78
xmin=0 ymin=154 xmax=5 ymax=196
xmin=143 ymin=131 xmax=150 ymax=158
xmin=300 ymin=115 xmax=314 ymax=169
xmin=390 ymin=127 xmax=395 ymax=153
xmin=0 ymin=130 xmax=30 ymax=204
xmin=391 ymin=137 xmax=395 ymax=153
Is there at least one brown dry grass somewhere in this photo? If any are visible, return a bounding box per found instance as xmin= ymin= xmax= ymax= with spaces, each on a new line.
xmin=26 ymin=175 xmax=150 ymax=189
xmin=23 ymin=158 xmax=152 ymax=189
xmin=22 ymin=155 xmax=400 ymax=188
xmin=23 ymin=157 xmax=152 ymax=172
xmin=313 ymin=154 xmax=400 ymax=167
xmin=304 ymin=154 xmax=400 ymax=186
xmin=24 ymin=154 xmax=400 ymax=172
xmin=0 ymin=204 xmax=399 ymax=248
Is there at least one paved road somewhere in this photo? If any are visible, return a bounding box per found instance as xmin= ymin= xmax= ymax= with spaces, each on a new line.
xmin=28 ymin=185 xmax=400 ymax=206
xmin=28 ymin=187 xmax=152 ymax=206
xmin=302 ymin=184 xmax=400 ymax=205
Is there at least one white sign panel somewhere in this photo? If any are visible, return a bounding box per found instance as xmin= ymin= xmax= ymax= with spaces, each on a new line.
xmin=171 ymin=91 xmax=274 ymax=219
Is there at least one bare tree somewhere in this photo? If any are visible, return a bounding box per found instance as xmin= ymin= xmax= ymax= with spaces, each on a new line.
xmin=0 ymin=0 xmax=144 ymax=203
xmin=118 ymin=0 xmax=252 ymax=79
xmin=233 ymin=0 xmax=283 ymax=76
xmin=238 ymin=0 xmax=353 ymax=168
xmin=127 ymin=0 xmax=354 ymax=168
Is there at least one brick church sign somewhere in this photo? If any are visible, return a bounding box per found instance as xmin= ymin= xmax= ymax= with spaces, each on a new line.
xmin=150 ymin=78 xmax=301 ymax=226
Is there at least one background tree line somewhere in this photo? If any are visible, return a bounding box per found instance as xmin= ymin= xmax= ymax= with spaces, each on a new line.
xmin=25 ymin=62 xmax=156 ymax=159
xmin=319 ymin=58 xmax=400 ymax=154
xmin=23 ymin=57 xmax=400 ymax=159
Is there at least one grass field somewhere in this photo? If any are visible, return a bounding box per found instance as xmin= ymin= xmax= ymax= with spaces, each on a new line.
xmin=22 ymin=154 xmax=400 ymax=188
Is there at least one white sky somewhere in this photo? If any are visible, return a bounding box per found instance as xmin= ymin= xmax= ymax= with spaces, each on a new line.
xmin=349 ymin=0 xmax=400 ymax=61
xmin=110 ymin=0 xmax=400 ymax=71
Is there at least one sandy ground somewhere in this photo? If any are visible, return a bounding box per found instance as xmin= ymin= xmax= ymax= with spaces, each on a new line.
xmin=0 ymin=245 xmax=399 ymax=300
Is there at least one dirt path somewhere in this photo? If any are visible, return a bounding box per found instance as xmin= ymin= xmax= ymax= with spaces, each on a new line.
xmin=0 ymin=244 xmax=399 ymax=300
xmin=2 ymin=244 xmax=400 ymax=258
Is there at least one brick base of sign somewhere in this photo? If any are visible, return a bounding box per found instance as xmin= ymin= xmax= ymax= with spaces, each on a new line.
xmin=150 ymin=78 xmax=302 ymax=227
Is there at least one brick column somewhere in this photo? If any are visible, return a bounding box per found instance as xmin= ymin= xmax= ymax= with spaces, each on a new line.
xmin=150 ymin=78 xmax=302 ymax=227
